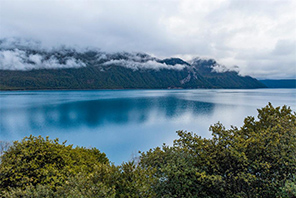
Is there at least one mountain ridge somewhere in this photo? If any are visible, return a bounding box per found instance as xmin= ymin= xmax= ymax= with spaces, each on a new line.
xmin=0 ymin=43 xmax=266 ymax=90
xmin=260 ymin=79 xmax=296 ymax=88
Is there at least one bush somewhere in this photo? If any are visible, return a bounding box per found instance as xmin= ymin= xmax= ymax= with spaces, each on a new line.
xmin=0 ymin=136 xmax=156 ymax=197
xmin=0 ymin=141 xmax=11 ymax=157
xmin=279 ymin=175 xmax=296 ymax=198
xmin=0 ymin=135 xmax=108 ymax=190
xmin=140 ymin=103 xmax=296 ymax=197
xmin=1 ymin=103 xmax=295 ymax=197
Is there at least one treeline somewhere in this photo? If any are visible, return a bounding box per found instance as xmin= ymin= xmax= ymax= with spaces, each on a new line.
xmin=0 ymin=65 xmax=265 ymax=91
xmin=0 ymin=103 xmax=295 ymax=197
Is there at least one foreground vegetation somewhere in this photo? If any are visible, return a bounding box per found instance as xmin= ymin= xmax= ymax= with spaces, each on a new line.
xmin=0 ymin=103 xmax=295 ymax=197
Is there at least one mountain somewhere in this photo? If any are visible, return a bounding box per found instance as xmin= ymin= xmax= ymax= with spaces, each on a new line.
xmin=0 ymin=42 xmax=266 ymax=90
xmin=260 ymin=79 xmax=296 ymax=88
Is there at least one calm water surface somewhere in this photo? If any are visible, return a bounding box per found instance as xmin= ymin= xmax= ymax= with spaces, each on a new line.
xmin=1 ymin=89 xmax=295 ymax=164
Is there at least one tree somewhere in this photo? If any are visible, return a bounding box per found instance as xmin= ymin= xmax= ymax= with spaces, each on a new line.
xmin=0 ymin=141 xmax=10 ymax=157
xmin=0 ymin=135 xmax=108 ymax=191
xmin=0 ymin=136 xmax=156 ymax=197
xmin=278 ymin=175 xmax=296 ymax=198
xmin=140 ymin=103 xmax=296 ymax=197
xmin=1 ymin=103 xmax=295 ymax=197
xmin=115 ymin=161 xmax=157 ymax=198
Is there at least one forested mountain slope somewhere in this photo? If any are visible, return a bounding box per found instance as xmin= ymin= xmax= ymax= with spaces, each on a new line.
xmin=0 ymin=44 xmax=266 ymax=90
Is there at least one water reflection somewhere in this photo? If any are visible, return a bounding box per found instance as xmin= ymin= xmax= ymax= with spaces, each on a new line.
xmin=1 ymin=95 xmax=215 ymax=135
xmin=0 ymin=89 xmax=295 ymax=164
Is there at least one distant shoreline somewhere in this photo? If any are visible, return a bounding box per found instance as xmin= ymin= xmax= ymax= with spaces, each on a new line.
xmin=259 ymin=79 xmax=296 ymax=89
xmin=1 ymin=87 xmax=294 ymax=92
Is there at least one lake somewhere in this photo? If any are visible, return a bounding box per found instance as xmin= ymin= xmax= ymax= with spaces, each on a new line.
xmin=0 ymin=89 xmax=295 ymax=164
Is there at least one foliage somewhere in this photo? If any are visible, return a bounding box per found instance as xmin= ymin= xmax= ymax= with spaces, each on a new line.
xmin=0 ymin=140 xmax=11 ymax=157
xmin=140 ymin=103 xmax=296 ymax=197
xmin=0 ymin=135 xmax=108 ymax=190
xmin=278 ymin=175 xmax=296 ymax=198
xmin=0 ymin=103 xmax=294 ymax=197
xmin=115 ymin=161 xmax=157 ymax=198
xmin=2 ymin=184 xmax=56 ymax=198
xmin=0 ymin=136 xmax=155 ymax=197
xmin=1 ymin=162 xmax=156 ymax=198
xmin=140 ymin=145 xmax=203 ymax=198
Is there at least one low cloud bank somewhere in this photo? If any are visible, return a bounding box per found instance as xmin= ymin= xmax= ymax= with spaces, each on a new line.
xmin=101 ymin=54 xmax=186 ymax=71
xmin=191 ymin=57 xmax=240 ymax=74
xmin=0 ymin=49 xmax=86 ymax=70
xmin=1 ymin=38 xmax=240 ymax=73
xmin=212 ymin=64 xmax=240 ymax=73
xmin=106 ymin=60 xmax=186 ymax=71
xmin=0 ymin=48 xmax=187 ymax=71
xmin=0 ymin=39 xmax=188 ymax=71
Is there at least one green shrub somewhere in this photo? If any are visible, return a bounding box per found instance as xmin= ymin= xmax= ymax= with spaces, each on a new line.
xmin=140 ymin=103 xmax=296 ymax=197
xmin=0 ymin=136 xmax=156 ymax=197
xmin=278 ymin=176 xmax=296 ymax=198
xmin=1 ymin=103 xmax=295 ymax=198
xmin=2 ymin=185 xmax=55 ymax=198
xmin=0 ymin=135 xmax=108 ymax=191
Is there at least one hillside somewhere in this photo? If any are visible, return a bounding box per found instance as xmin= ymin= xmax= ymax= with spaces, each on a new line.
xmin=0 ymin=44 xmax=266 ymax=90
xmin=260 ymin=79 xmax=296 ymax=88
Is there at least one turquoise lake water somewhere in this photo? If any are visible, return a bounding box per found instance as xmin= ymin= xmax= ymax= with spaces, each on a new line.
xmin=0 ymin=89 xmax=295 ymax=164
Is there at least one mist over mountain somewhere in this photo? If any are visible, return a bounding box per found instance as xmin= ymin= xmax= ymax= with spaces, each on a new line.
xmin=0 ymin=38 xmax=266 ymax=90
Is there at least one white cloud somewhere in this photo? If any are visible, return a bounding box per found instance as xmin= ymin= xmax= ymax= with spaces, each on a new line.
xmin=0 ymin=49 xmax=86 ymax=70
xmin=103 ymin=59 xmax=186 ymax=71
xmin=29 ymin=54 xmax=43 ymax=65
xmin=0 ymin=46 xmax=188 ymax=71
xmin=211 ymin=63 xmax=238 ymax=73
xmin=0 ymin=0 xmax=295 ymax=78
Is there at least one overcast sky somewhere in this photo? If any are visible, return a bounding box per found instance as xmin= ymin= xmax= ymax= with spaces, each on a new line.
xmin=0 ymin=0 xmax=295 ymax=79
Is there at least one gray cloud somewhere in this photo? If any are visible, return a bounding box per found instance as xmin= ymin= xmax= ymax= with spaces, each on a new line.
xmin=0 ymin=41 xmax=188 ymax=71
xmin=102 ymin=59 xmax=186 ymax=71
xmin=0 ymin=49 xmax=86 ymax=70
xmin=0 ymin=0 xmax=295 ymax=78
